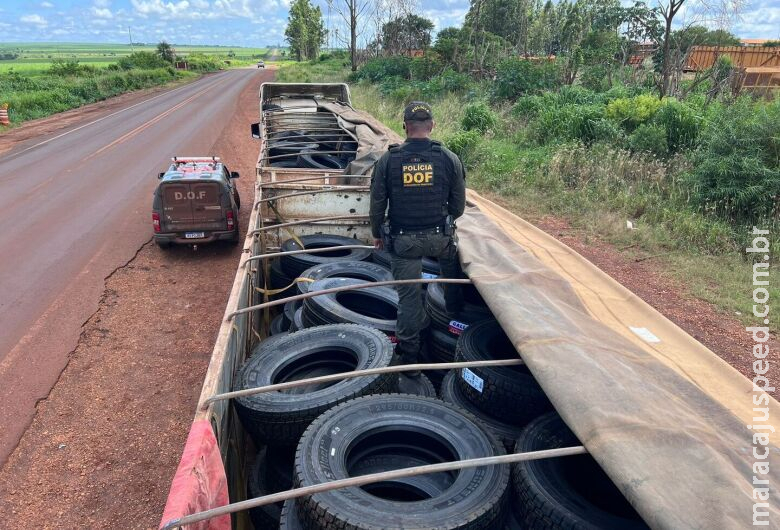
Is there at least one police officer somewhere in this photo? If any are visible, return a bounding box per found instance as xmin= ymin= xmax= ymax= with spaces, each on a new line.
xmin=369 ymin=101 xmax=466 ymax=374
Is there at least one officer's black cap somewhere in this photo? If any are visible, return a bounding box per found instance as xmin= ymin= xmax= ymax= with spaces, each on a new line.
xmin=403 ymin=101 xmax=433 ymax=121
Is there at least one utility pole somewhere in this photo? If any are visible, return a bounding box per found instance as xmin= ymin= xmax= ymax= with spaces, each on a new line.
xmin=128 ymin=27 xmax=134 ymax=52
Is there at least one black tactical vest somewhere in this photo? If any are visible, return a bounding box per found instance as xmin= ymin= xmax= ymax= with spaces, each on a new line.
xmin=386 ymin=141 xmax=449 ymax=231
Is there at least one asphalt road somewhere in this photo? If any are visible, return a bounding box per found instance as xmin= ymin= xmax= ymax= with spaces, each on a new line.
xmin=0 ymin=68 xmax=268 ymax=464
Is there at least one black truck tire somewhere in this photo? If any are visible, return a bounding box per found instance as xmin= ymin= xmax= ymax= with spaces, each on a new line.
xmin=396 ymin=372 xmax=436 ymax=397
xmin=297 ymin=260 xmax=393 ymax=294
xmin=439 ymin=371 xmax=522 ymax=451
xmin=269 ymin=313 xmax=288 ymax=336
xmin=280 ymin=234 xmax=371 ymax=278
xmin=234 ymin=324 xmax=397 ymax=446
xmin=280 ymin=499 xmax=304 ymax=530
xmin=269 ymin=259 xmax=297 ymax=300
xmin=247 ymin=448 xmax=283 ymax=529
xmin=265 ymin=444 xmax=296 ymax=493
xmin=298 ymin=152 xmax=349 ymax=170
xmin=302 ymin=278 xmax=398 ymax=337
xmin=290 ymin=307 xmax=305 ymax=332
xmin=424 ymin=282 xmax=492 ymax=337
xmin=512 ymin=412 xmax=648 ymax=530
xmin=455 ymin=319 xmax=553 ymax=426
xmin=294 ymin=394 xmax=509 ymax=530
xmin=283 ymin=299 xmax=302 ymax=328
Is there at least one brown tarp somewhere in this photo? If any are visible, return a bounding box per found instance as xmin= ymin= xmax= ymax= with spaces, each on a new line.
xmin=459 ymin=190 xmax=780 ymax=529
xmin=319 ymin=101 xmax=402 ymax=176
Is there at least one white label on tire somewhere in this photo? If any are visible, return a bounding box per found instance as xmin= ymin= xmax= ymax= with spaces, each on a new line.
xmin=448 ymin=320 xmax=468 ymax=335
xmin=421 ymin=272 xmax=439 ymax=279
xmin=461 ymin=368 xmax=484 ymax=393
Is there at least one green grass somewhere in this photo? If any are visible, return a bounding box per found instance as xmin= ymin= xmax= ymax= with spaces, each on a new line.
xmin=276 ymin=57 xmax=779 ymax=332
xmin=0 ymin=42 xmax=272 ymax=73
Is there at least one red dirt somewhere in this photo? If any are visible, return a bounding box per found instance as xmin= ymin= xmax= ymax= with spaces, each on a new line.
xmin=0 ymin=71 xmax=265 ymax=530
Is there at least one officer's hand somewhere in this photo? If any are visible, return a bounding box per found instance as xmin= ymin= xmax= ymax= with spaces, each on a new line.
xmin=374 ymin=238 xmax=384 ymax=250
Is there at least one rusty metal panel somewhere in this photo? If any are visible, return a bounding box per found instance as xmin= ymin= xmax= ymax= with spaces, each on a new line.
xmin=685 ymin=46 xmax=780 ymax=71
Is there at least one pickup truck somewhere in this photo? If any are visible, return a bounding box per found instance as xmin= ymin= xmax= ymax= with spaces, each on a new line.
xmin=152 ymin=157 xmax=241 ymax=248
xmin=158 ymin=84 xmax=780 ymax=529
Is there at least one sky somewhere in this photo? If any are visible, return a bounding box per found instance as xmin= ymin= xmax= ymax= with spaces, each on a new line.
xmin=0 ymin=0 xmax=777 ymax=48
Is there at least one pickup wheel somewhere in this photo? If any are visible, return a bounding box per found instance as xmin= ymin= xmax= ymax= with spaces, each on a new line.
xmin=454 ymin=319 xmax=552 ymax=426
xmin=294 ymin=394 xmax=510 ymax=530
xmin=233 ymin=188 xmax=241 ymax=209
xmin=440 ymin=370 xmax=522 ymax=451
xmin=156 ymin=240 xmax=172 ymax=250
xmin=234 ymin=324 xmax=397 ymax=446
xmin=512 ymin=412 xmax=648 ymax=529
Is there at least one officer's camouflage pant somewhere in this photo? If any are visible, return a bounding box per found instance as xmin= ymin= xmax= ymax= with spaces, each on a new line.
xmin=390 ymin=231 xmax=464 ymax=362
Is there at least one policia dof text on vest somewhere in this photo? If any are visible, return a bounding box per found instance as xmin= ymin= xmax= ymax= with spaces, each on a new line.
xmin=369 ymin=101 xmax=467 ymax=375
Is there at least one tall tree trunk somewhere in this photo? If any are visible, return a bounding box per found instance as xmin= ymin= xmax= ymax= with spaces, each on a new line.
xmin=351 ymin=0 xmax=358 ymax=71
xmin=660 ymin=15 xmax=673 ymax=97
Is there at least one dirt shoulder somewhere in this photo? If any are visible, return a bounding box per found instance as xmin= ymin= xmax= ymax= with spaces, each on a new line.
xmin=0 ymin=70 xmax=266 ymax=530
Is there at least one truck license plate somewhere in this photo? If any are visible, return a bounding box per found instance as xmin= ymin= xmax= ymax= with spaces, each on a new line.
xmin=185 ymin=232 xmax=205 ymax=239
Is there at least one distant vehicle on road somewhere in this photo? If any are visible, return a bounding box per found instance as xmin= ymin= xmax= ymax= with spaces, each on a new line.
xmin=152 ymin=157 xmax=240 ymax=248
xmin=257 ymin=61 xmax=265 ymax=68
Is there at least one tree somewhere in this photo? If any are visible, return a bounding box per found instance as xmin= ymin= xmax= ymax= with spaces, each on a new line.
xmin=380 ymin=14 xmax=434 ymax=55
xmin=329 ymin=0 xmax=376 ymax=71
xmin=285 ymin=0 xmax=327 ymax=61
xmin=156 ymin=41 xmax=175 ymax=63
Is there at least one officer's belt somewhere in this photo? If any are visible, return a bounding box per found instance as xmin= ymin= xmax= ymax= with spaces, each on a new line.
xmin=390 ymin=224 xmax=446 ymax=236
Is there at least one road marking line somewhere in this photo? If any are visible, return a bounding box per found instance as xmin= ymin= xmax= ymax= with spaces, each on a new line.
xmin=0 ymin=71 xmax=229 ymax=165
xmin=83 ymin=76 xmax=231 ymax=161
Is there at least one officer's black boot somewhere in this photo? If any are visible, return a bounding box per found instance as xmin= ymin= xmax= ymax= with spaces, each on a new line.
xmin=397 ymin=341 xmax=422 ymax=378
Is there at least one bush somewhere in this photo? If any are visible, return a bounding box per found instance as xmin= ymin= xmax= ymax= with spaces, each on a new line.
xmin=685 ymin=97 xmax=779 ymax=222
xmin=628 ymin=124 xmax=668 ymax=157
xmin=512 ymin=95 xmax=546 ymax=119
xmin=410 ymin=55 xmax=444 ymax=81
xmin=353 ymin=56 xmax=412 ymax=83
xmin=651 ymin=99 xmax=699 ymax=153
xmin=118 ymin=51 xmax=169 ymax=70
xmin=530 ymin=104 xmax=620 ymax=145
xmin=579 ymin=65 xmax=611 ymax=92
xmin=492 ymin=58 xmax=561 ymax=100
xmin=48 ymin=59 xmax=96 ymax=76
xmin=605 ymin=94 xmax=663 ymax=132
xmin=445 ymin=130 xmax=482 ymax=167
xmin=461 ymin=101 xmax=497 ymax=133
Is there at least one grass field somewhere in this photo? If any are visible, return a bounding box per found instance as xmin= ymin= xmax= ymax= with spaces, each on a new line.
xmin=0 ymin=42 xmax=272 ymax=73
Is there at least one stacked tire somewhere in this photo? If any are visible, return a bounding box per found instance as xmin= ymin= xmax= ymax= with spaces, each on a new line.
xmin=440 ymin=319 xmax=553 ymax=449
xmin=236 ymin=325 xmax=399 ymax=527
xmin=291 ymin=394 xmax=512 ymax=530
xmin=511 ymin=412 xmax=648 ymax=529
xmin=422 ymin=282 xmax=492 ymax=388
xmin=265 ymin=235 xmax=373 ymax=304
xmin=301 ymin=278 xmax=399 ymax=338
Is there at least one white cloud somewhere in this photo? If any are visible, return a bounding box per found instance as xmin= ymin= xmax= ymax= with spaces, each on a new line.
xmin=92 ymin=7 xmax=114 ymax=18
xmin=131 ymin=0 xmax=192 ymax=17
xmin=41 ymin=1 xmax=54 ymax=7
xmin=20 ymin=14 xmax=48 ymax=26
